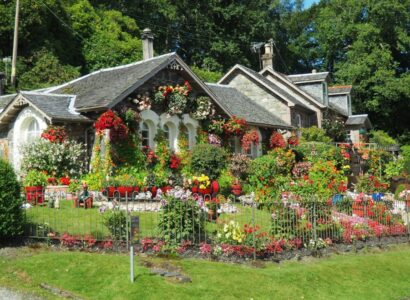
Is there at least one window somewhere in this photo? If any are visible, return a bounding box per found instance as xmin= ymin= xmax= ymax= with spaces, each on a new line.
xmin=25 ymin=118 xmax=41 ymax=143
xmin=295 ymin=114 xmax=302 ymax=128
xmin=141 ymin=122 xmax=150 ymax=148
xmin=163 ymin=123 xmax=171 ymax=149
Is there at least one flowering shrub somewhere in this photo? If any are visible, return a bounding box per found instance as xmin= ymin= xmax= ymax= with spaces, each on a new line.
xmin=103 ymin=208 xmax=128 ymax=241
xmin=229 ymin=153 xmax=251 ymax=178
xmin=216 ymin=221 xmax=245 ymax=244
xmin=169 ymin=154 xmax=181 ymax=169
xmin=291 ymin=162 xmax=312 ymax=178
xmin=241 ymin=130 xmax=259 ymax=152
xmin=41 ymin=126 xmax=67 ymax=143
xmin=208 ymin=133 xmax=222 ymax=147
xmin=20 ymin=139 xmax=85 ymax=178
xmin=269 ymin=131 xmax=286 ymax=149
xmin=355 ymin=174 xmax=389 ymax=193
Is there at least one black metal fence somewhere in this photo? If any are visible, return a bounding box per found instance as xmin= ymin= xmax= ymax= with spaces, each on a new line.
xmin=23 ymin=188 xmax=410 ymax=255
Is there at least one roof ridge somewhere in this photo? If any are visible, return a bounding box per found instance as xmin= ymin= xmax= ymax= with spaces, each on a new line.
xmin=288 ymin=71 xmax=329 ymax=77
xmin=21 ymin=91 xmax=75 ymax=98
xmin=45 ymin=52 xmax=176 ymax=94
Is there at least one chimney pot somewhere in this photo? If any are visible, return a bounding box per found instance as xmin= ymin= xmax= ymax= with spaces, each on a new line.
xmin=141 ymin=28 xmax=154 ymax=60
xmin=312 ymin=69 xmax=317 ymax=73
xmin=261 ymin=40 xmax=274 ymax=70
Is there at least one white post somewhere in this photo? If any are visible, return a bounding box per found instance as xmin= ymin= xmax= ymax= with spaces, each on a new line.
xmin=130 ymin=246 xmax=134 ymax=283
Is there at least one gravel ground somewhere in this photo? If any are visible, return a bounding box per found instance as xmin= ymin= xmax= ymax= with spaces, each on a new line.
xmin=0 ymin=287 xmax=42 ymax=300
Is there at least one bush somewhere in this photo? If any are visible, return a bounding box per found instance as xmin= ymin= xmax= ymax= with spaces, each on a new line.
xmin=104 ymin=209 xmax=128 ymax=241
xmin=20 ymin=139 xmax=85 ymax=178
xmin=190 ymin=144 xmax=228 ymax=179
xmin=158 ymin=196 xmax=205 ymax=244
xmin=0 ymin=159 xmax=24 ymax=239
xmin=229 ymin=153 xmax=251 ymax=178
xmin=370 ymin=130 xmax=398 ymax=147
xmin=300 ymin=126 xmax=332 ymax=143
xmin=294 ymin=142 xmax=342 ymax=165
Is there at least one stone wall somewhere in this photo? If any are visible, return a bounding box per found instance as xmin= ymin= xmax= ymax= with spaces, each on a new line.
xmin=225 ymin=72 xmax=291 ymax=124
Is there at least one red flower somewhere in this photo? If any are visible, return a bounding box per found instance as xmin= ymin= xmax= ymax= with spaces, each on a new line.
xmin=269 ymin=131 xmax=286 ymax=149
xmin=60 ymin=177 xmax=71 ymax=186
xmin=169 ymin=154 xmax=181 ymax=169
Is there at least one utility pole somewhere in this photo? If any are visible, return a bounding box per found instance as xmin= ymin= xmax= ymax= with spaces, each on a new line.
xmin=11 ymin=0 xmax=20 ymax=88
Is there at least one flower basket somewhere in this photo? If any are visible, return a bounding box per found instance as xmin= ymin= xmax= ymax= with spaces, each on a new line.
xmin=117 ymin=186 xmax=133 ymax=197
xmin=25 ymin=186 xmax=44 ymax=205
xmin=199 ymin=187 xmax=212 ymax=195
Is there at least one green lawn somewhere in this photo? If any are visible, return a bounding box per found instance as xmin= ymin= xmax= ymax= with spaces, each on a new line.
xmin=1 ymin=244 xmax=410 ymax=299
xmin=25 ymin=200 xmax=272 ymax=240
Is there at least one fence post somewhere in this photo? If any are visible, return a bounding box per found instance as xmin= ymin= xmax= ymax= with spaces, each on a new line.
xmin=251 ymin=200 xmax=256 ymax=261
xmin=312 ymin=197 xmax=317 ymax=249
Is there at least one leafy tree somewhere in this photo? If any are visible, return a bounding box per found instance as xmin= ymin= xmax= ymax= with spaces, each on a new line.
xmin=19 ymin=49 xmax=80 ymax=90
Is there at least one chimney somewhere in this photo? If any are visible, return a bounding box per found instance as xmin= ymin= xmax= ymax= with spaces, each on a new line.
xmin=261 ymin=41 xmax=273 ymax=69
xmin=312 ymin=69 xmax=317 ymax=73
xmin=141 ymin=28 xmax=154 ymax=60
xmin=0 ymin=73 xmax=5 ymax=96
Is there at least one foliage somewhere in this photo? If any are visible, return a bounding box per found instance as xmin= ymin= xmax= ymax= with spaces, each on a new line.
xmin=300 ymin=126 xmax=332 ymax=143
xmin=248 ymin=149 xmax=295 ymax=201
xmin=190 ymin=144 xmax=228 ymax=180
xmin=223 ymin=116 xmax=248 ymax=136
xmin=291 ymin=162 xmax=312 ymax=178
xmin=217 ymin=169 xmax=235 ymax=195
xmin=384 ymin=158 xmax=406 ymax=179
xmin=20 ymin=139 xmax=85 ymax=178
xmin=18 ymin=49 xmax=80 ymax=90
xmin=23 ymin=170 xmax=48 ymax=187
xmin=0 ymin=159 xmax=23 ymax=239
xmin=158 ymin=196 xmax=205 ymax=244
xmin=355 ymin=174 xmax=389 ymax=193
xmin=293 ymin=160 xmax=346 ymax=200
xmin=322 ymin=117 xmax=346 ymax=142
xmin=370 ymin=130 xmax=398 ymax=147
xmin=82 ymin=172 xmax=105 ymax=191
xmin=366 ymin=148 xmax=393 ymax=176
xmin=294 ymin=142 xmax=342 ymax=165
xmin=216 ymin=220 xmax=245 ymax=244
xmin=103 ymin=208 xmax=128 ymax=241
xmin=191 ymin=66 xmax=223 ymax=83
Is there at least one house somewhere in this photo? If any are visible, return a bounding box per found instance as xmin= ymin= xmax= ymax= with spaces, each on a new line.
xmin=0 ymin=30 xmax=370 ymax=170
xmin=0 ymin=29 xmax=297 ymax=170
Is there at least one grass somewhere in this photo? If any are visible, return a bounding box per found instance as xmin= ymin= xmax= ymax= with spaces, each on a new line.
xmin=25 ymin=200 xmax=272 ymax=240
xmin=1 ymin=244 xmax=410 ymax=299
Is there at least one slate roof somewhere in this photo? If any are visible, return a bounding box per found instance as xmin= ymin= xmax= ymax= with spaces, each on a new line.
xmin=236 ymin=65 xmax=312 ymax=111
xmin=206 ymin=83 xmax=293 ymax=129
xmin=46 ymin=53 xmax=176 ymax=110
xmin=287 ymin=72 xmax=329 ymax=83
xmin=20 ymin=92 xmax=91 ymax=122
xmin=329 ymin=85 xmax=352 ymax=95
xmin=346 ymin=114 xmax=371 ymax=126
xmin=0 ymin=94 xmax=16 ymax=110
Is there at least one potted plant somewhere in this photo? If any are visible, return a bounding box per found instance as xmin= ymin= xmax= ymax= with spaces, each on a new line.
xmin=115 ymin=174 xmax=135 ymax=197
xmin=192 ymin=174 xmax=211 ymax=195
xmin=23 ymin=170 xmax=48 ymax=205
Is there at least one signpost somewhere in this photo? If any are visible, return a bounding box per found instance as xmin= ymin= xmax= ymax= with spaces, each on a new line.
xmin=129 ymin=216 xmax=140 ymax=283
